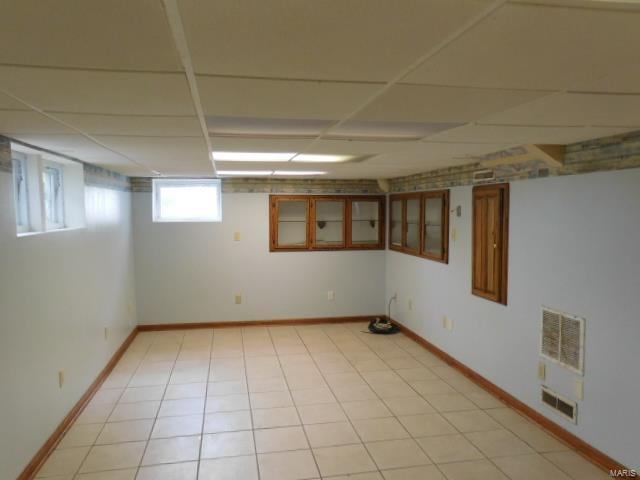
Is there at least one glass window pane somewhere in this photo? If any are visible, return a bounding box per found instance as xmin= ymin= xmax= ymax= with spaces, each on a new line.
xmin=391 ymin=200 xmax=402 ymax=246
xmin=424 ymin=197 xmax=444 ymax=256
xmin=406 ymin=198 xmax=420 ymax=250
xmin=278 ymin=200 xmax=307 ymax=247
xmin=351 ymin=200 xmax=379 ymax=245
xmin=153 ymin=179 xmax=222 ymax=222
xmin=315 ymin=200 xmax=344 ymax=246
xmin=12 ymin=157 xmax=29 ymax=229
xmin=43 ymin=165 xmax=64 ymax=227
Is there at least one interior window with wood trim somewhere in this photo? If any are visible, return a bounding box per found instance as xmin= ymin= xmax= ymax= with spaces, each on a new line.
xmin=472 ymin=183 xmax=509 ymax=304
xmin=270 ymin=195 xmax=385 ymax=251
xmin=388 ymin=190 xmax=449 ymax=263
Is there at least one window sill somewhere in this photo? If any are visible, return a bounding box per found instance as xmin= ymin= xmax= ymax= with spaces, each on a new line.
xmin=17 ymin=226 xmax=86 ymax=238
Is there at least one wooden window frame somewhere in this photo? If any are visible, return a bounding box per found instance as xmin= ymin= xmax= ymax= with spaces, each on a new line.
xmin=388 ymin=190 xmax=450 ymax=264
xmin=270 ymin=194 xmax=385 ymax=252
xmin=472 ymin=183 xmax=509 ymax=305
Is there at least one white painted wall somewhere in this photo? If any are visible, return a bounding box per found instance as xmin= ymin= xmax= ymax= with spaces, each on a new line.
xmin=0 ymin=172 xmax=137 ymax=480
xmin=385 ymin=169 xmax=640 ymax=468
xmin=132 ymin=192 xmax=386 ymax=325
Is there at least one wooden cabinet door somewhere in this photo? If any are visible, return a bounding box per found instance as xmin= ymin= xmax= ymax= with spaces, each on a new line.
xmin=472 ymin=184 xmax=509 ymax=304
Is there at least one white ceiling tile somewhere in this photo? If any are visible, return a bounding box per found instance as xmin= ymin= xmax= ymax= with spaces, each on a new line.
xmin=306 ymin=139 xmax=418 ymax=156
xmin=354 ymin=84 xmax=548 ymax=123
xmin=209 ymin=137 xmax=312 ymax=152
xmin=426 ymin=123 xmax=637 ymax=144
xmin=54 ymin=114 xmax=202 ymax=137
xmin=480 ymin=92 xmax=640 ymax=127
xmin=0 ymin=111 xmax=75 ymax=134
xmin=0 ymin=0 xmax=180 ymax=71
xmin=198 ymin=76 xmax=380 ymax=119
xmin=405 ymin=3 xmax=640 ymax=90
xmin=180 ymin=0 xmax=495 ymax=81
xmin=94 ymin=135 xmax=213 ymax=173
xmin=0 ymin=67 xmax=195 ymax=115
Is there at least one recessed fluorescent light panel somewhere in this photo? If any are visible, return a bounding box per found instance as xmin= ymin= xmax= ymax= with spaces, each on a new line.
xmin=292 ymin=154 xmax=353 ymax=163
xmin=217 ymin=170 xmax=273 ymax=176
xmin=213 ymin=151 xmax=295 ymax=162
xmin=273 ymin=171 xmax=327 ymax=176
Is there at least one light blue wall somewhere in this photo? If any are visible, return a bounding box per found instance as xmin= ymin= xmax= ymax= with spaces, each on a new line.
xmin=385 ymin=168 xmax=640 ymax=468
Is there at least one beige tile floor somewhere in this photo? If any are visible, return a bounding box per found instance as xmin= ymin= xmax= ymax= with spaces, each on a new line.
xmin=36 ymin=322 xmax=610 ymax=480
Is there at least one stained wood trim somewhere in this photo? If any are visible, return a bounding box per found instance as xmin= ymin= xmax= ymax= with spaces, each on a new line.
xmin=387 ymin=317 xmax=628 ymax=473
xmin=17 ymin=328 xmax=138 ymax=480
xmin=389 ymin=190 xmax=450 ymax=263
xmin=270 ymin=194 xmax=385 ymax=252
xmin=138 ymin=315 xmax=380 ymax=331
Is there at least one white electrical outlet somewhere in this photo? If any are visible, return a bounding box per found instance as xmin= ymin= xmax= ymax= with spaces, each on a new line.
xmin=575 ymin=379 xmax=584 ymax=400
xmin=442 ymin=316 xmax=448 ymax=329
xmin=58 ymin=370 xmax=65 ymax=388
xmin=446 ymin=317 xmax=454 ymax=331
xmin=408 ymin=298 xmax=413 ymax=311
xmin=327 ymin=290 xmax=335 ymax=301
xmin=537 ymin=362 xmax=546 ymax=381
xmin=451 ymin=227 xmax=457 ymax=242
xmin=234 ymin=294 xmax=242 ymax=305
xmin=234 ymin=231 xmax=241 ymax=241
xmin=104 ymin=327 xmax=108 ymax=341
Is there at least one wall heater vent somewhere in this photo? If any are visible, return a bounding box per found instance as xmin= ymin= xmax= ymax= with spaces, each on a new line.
xmin=472 ymin=169 xmax=495 ymax=183
xmin=541 ymin=386 xmax=577 ymax=423
xmin=541 ymin=307 xmax=585 ymax=375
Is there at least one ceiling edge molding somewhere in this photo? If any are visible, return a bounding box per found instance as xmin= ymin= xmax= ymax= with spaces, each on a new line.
xmin=389 ymin=129 xmax=640 ymax=192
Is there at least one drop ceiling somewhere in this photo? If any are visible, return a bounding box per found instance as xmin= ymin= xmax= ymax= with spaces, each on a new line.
xmin=1 ymin=0 xmax=639 ymax=178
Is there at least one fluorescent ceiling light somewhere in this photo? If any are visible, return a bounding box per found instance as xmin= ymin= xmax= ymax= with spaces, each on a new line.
xmin=292 ymin=154 xmax=354 ymax=163
xmin=273 ymin=171 xmax=327 ymax=176
xmin=212 ymin=151 xmax=295 ymax=162
xmin=217 ymin=170 xmax=273 ymax=176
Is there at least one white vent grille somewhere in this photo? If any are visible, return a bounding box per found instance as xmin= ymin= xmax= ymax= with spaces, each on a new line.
xmin=541 ymin=386 xmax=577 ymax=423
xmin=472 ymin=169 xmax=495 ymax=183
xmin=540 ymin=307 xmax=585 ymax=375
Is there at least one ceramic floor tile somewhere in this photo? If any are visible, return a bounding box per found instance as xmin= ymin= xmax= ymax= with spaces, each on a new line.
xmin=398 ymin=413 xmax=457 ymax=437
xmin=76 ymin=403 xmax=115 ymax=425
xmin=465 ymin=429 xmax=535 ymax=458
xmin=198 ymin=455 xmax=259 ymax=480
xmin=424 ymin=393 xmax=478 ymax=413
xmin=395 ymin=368 xmax=438 ymax=382
xmin=58 ymin=424 xmax=103 ymax=449
xmin=543 ymin=451 xmax=612 ymax=480
xmin=158 ymin=397 xmax=205 ymax=417
xmin=90 ymin=389 xmax=124 ymax=405
xmin=352 ymin=417 xmax=410 ymax=442
xmin=416 ymin=434 xmax=484 ymax=464
xmin=443 ymin=410 xmax=502 ymax=433
xmin=366 ymin=438 xmax=432 ymax=470
xmin=164 ymin=382 xmax=207 ymax=400
xmin=202 ymin=430 xmax=255 ymax=458
xmin=151 ymin=414 xmax=203 ymax=438
xmin=342 ymin=399 xmax=393 ymax=420
xmin=333 ymin=385 xmax=378 ymax=402
xmin=438 ymin=459 xmax=510 ymax=480
xmin=206 ymin=394 xmax=250 ymax=413
xmin=258 ymin=449 xmax=320 ymax=480
xmin=208 ymin=380 xmax=247 ymax=396
xmin=79 ymin=442 xmax=145 ymax=473
xmin=409 ymin=380 xmax=456 ymax=396
xmin=75 ymin=470 xmax=137 ymax=480
xmin=252 ymin=406 xmax=301 ymax=429
xmin=370 ymin=381 xmax=418 ymax=399
xmin=141 ymin=435 xmax=201 ymax=465
xmin=250 ymin=390 xmax=294 ymax=409
xmin=136 ymin=461 xmax=198 ymax=480
xmin=298 ymin=403 xmax=347 ymax=424
xmin=304 ymin=421 xmax=361 ymax=448
xmin=507 ymin=421 xmax=570 ymax=453
xmin=108 ymin=401 xmax=159 ymax=422
xmin=291 ymin=387 xmax=337 ymax=406
xmin=381 ymin=465 xmax=446 ymax=480
xmin=331 ymin=473 xmax=383 ymax=480
xmin=255 ymin=426 xmax=309 ymax=453
xmin=464 ymin=390 xmax=505 ymax=409
xmin=119 ymin=386 xmax=165 ymax=403
xmin=204 ymin=410 xmax=252 ymax=433
xmin=313 ymin=444 xmax=377 ymax=477
xmin=38 ymin=447 xmax=90 ymax=477
xmin=493 ymin=453 xmax=573 ymax=480
xmin=96 ymin=419 xmax=153 ymax=444
xmin=383 ymin=396 xmax=435 ymax=416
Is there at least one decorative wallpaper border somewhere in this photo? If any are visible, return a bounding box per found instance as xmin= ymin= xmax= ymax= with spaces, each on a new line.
xmin=131 ymin=177 xmax=383 ymax=194
xmin=389 ymin=130 xmax=640 ymax=192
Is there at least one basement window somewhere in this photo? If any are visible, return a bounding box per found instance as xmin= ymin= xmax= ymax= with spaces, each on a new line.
xmin=152 ymin=178 xmax=222 ymax=223
xmin=42 ymin=163 xmax=65 ymax=230
xmin=12 ymin=153 xmax=30 ymax=233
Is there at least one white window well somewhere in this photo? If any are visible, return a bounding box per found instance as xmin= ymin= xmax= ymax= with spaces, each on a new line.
xmin=153 ymin=178 xmax=222 ymax=223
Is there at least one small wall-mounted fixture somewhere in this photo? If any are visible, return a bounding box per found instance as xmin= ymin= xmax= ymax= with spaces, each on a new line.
xmin=451 ymin=205 xmax=462 ymax=217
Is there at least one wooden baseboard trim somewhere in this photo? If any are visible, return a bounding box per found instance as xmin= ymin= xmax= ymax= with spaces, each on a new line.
xmin=138 ymin=315 xmax=379 ymax=331
xmin=17 ymin=328 xmax=138 ymax=480
xmin=388 ymin=317 xmax=627 ymax=472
